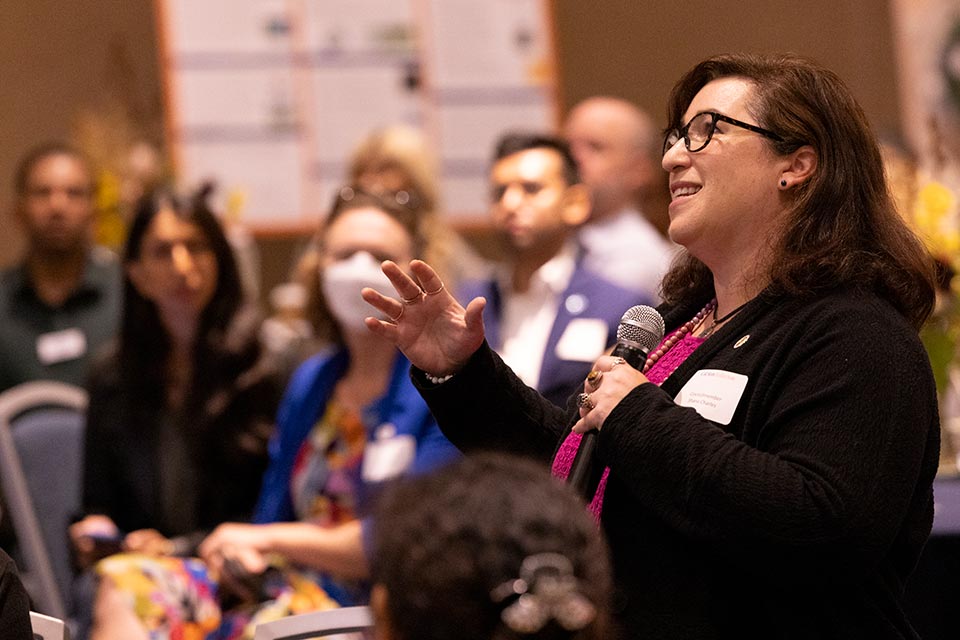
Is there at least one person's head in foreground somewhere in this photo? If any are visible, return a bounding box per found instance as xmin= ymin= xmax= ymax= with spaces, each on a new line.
xmin=370 ymin=453 xmax=613 ymax=640
xmin=660 ymin=52 xmax=934 ymax=328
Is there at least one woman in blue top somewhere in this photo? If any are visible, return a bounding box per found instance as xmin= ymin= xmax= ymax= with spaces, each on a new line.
xmin=200 ymin=186 xmax=460 ymax=597
xmin=90 ymin=187 xmax=459 ymax=640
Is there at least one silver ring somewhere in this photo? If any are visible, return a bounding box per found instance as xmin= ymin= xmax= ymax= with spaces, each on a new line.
xmin=609 ymin=357 xmax=626 ymax=368
xmin=577 ymin=392 xmax=595 ymax=411
xmin=389 ymin=306 xmax=404 ymax=323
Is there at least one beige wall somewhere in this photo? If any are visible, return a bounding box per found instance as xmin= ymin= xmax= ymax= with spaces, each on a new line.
xmin=0 ymin=0 xmax=162 ymax=266
xmin=553 ymin=0 xmax=901 ymax=136
xmin=0 ymin=0 xmax=902 ymax=293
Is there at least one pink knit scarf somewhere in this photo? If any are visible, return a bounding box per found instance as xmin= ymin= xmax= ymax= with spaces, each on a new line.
xmin=551 ymin=329 xmax=705 ymax=521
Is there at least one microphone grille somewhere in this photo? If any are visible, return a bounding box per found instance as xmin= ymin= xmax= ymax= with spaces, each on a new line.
xmin=617 ymin=305 xmax=665 ymax=352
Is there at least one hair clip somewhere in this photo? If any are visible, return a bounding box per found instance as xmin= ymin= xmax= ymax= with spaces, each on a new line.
xmin=490 ymin=552 xmax=597 ymax=634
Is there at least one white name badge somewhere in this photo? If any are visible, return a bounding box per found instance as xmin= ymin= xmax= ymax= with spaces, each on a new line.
xmin=554 ymin=318 xmax=608 ymax=362
xmin=674 ymin=369 xmax=749 ymax=426
xmin=362 ymin=423 xmax=416 ymax=482
xmin=36 ymin=328 xmax=87 ymax=365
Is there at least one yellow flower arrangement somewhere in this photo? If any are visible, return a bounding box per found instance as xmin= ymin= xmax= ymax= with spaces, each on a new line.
xmin=886 ymin=145 xmax=960 ymax=473
xmin=913 ymin=179 xmax=960 ymax=269
xmin=910 ymin=174 xmax=960 ymax=392
xmin=912 ymin=172 xmax=960 ymax=473
xmin=93 ymin=169 xmax=127 ymax=251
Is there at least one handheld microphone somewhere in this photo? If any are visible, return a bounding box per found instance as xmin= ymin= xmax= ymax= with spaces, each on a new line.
xmin=567 ymin=305 xmax=665 ymax=501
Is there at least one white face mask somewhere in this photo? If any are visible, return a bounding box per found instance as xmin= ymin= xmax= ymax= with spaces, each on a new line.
xmin=321 ymin=250 xmax=393 ymax=332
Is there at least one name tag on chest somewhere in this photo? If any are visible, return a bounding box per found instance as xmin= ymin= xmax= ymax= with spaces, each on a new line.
xmin=554 ymin=318 xmax=608 ymax=362
xmin=36 ymin=328 xmax=87 ymax=365
xmin=362 ymin=423 xmax=416 ymax=482
xmin=674 ymin=369 xmax=748 ymax=425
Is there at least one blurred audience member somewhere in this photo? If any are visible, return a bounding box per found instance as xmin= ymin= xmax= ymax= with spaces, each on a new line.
xmin=0 ymin=143 xmax=121 ymax=392
xmin=69 ymin=188 xmax=285 ymax=638
xmin=349 ymin=125 xmax=439 ymax=213
xmin=348 ymin=124 xmax=485 ymax=285
xmin=564 ymin=97 xmax=677 ymax=301
xmin=81 ymin=187 xmax=459 ymax=639
xmin=371 ymin=452 xmax=613 ymax=640
xmin=460 ymin=133 xmax=649 ymax=406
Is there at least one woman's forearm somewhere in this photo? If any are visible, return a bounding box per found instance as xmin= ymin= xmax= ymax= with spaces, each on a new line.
xmin=263 ymin=520 xmax=369 ymax=579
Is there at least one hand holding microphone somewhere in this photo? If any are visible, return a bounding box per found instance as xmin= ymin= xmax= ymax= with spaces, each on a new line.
xmin=567 ymin=305 xmax=664 ymax=500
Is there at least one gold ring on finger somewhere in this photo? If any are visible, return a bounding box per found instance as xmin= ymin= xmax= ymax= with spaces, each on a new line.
xmin=424 ymin=282 xmax=445 ymax=296
xmin=586 ymin=370 xmax=603 ymax=388
xmin=389 ymin=306 xmax=404 ymax=323
xmin=401 ymin=291 xmax=424 ymax=305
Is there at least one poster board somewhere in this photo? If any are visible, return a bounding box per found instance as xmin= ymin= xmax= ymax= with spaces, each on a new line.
xmin=155 ymin=0 xmax=558 ymax=232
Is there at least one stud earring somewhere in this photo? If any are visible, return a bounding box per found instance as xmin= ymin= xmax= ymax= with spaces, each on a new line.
xmin=780 ymin=179 xmax=787 ymax=187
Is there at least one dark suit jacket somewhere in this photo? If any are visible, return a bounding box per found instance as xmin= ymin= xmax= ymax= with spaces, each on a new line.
xmin=459 ymin=261 xmax=650 ymax=406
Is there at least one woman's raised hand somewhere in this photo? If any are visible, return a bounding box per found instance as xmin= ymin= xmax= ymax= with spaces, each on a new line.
xmin=362 ymin=259 xmax=486 ymax=377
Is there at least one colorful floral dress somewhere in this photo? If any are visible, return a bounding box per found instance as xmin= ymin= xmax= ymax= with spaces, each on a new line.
xmin=95 ymin=400 xmax=365 ymax=640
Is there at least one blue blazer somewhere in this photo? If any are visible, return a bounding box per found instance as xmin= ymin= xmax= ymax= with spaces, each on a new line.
xmin=253 ymin=347 xmax=459 ymax=524
xmin=459 ymin=261 xmax=651 ymax=407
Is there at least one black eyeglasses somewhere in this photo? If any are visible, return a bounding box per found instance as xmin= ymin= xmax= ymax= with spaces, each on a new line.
xmin=662 ymin=111 xmax=783 ymax=157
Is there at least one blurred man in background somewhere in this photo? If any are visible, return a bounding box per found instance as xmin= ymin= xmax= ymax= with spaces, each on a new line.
xmin=564 ymin=96 xmax=677 ymax=302
xmin=458 ymin=132 xmax=648 ymax=406
xmin=0 ymin=143 xmax=120 ymax=392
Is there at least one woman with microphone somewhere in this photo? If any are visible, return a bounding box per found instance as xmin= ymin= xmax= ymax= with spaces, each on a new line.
xmin=363 ymin=53 xmax=940 ymax=639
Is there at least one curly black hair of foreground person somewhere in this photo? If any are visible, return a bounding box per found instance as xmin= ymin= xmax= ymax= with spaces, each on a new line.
xmin=371 ymin=453 xmax=614 ymax=640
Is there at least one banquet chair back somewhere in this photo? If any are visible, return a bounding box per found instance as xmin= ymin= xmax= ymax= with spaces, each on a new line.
xmin=253 ymin=606 xmax=373 ymax=640
xmin=0 ymin=381 xmax=88 ymax=619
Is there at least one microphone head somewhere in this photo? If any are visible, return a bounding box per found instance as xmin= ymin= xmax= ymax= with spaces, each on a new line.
xmin=617 ymin=305 xmax=665 ymax=352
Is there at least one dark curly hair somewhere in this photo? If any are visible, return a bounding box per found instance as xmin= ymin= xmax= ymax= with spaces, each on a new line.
xmin=371 ymin=453 xmax=613 ymax=640
xmin=660 ymin=53 xmax=936 ymax=329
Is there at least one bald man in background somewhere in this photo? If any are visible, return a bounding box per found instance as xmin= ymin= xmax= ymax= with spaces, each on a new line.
xmin=563 ymin=96 xmax=676 ymax=302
